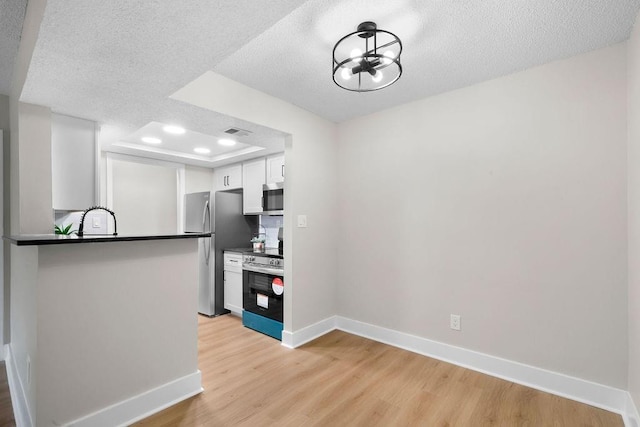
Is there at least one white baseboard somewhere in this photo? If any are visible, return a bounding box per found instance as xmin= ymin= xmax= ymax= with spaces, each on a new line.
xmin=281 ymin=316 xmax=337 ymax=349
xmin=283 ymin=315 xmax=629 ymax=418
xmin=625 ymin=392 xmax=640 ymax=427
xmin=5 ymin=344 xmax=33 ymax=427
xmin=68 ymin=371 xmax=203 ymax=427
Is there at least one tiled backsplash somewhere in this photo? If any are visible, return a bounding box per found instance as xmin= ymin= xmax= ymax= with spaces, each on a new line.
xmin=260 ymin=215 xmax=283 ymax=248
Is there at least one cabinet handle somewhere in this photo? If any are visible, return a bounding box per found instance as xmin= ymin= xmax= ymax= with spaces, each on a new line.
xmin=224 ymin=176 xmax=228 ymax=186
xmin=282 ymin=164 xmax=284 ymax=178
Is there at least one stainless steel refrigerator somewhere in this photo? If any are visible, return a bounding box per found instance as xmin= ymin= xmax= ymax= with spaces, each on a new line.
xmin=184 ymin=190 xmax=257 ymax=316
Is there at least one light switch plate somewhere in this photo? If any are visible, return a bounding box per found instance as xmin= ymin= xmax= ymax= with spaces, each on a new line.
xmin=92 ymin=217 xmax=101 ymax=228
xmin=297 ymin=215 xmax=307 ymax=228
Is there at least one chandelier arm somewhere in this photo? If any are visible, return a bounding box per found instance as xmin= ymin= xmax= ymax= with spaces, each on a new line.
xmin=362 ymin=39 xmax=401 ymax=57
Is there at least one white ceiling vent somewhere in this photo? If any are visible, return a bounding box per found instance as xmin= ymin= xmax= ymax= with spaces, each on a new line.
xmin=223 ymin=127 xmax=252 ymax=137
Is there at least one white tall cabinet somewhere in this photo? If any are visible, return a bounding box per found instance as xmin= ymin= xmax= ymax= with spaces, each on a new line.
xmin=51 ymin=113 xmax=96 ymax=210
xmin=242 ymin=158 xmax=266 ymax=214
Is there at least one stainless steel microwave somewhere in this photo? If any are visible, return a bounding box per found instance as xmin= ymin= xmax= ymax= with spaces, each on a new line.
xmin=262 ymin=182 xmax=283 ymax=215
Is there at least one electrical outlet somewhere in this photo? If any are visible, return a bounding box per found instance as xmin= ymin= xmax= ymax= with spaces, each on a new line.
xmin=450 ymin=314 xmax=461 ymax=331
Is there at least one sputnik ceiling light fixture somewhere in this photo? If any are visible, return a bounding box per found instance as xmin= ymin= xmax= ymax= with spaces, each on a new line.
xmin=332 ymin=21 xmax=402 ymax=92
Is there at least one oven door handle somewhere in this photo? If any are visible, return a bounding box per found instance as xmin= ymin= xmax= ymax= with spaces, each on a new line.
xmin=243 ymin=265 xmax=284 ymax=276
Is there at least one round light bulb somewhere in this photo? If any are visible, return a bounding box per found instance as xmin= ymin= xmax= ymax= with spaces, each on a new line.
xmin=162 ymin=125 xmax=186 ymax=135
xmin=350 ymin=48 xmax=363 ymax=63
xmin=141 ymin=136 xmax=161 ymax=144
xmin=372 ymin=70 xmax=383 ymax=83
xmin=382 ymin=50 xmax=396 ymax=65
xmin=218 ymin=138 xmax=236 ymax=147
xmin=340 ymin=67 xmax=352 ymax=80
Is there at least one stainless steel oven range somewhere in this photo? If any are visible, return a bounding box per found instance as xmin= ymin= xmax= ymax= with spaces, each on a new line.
xmin=242 ymin=253 xmax=284 ymax=340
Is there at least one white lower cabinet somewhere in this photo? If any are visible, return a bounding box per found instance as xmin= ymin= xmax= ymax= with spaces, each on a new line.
xmin=224 ymin=251 xmax=243 ymax=316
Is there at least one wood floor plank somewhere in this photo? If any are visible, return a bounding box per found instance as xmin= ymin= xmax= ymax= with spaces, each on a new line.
xmin=0 ymin=362 xmax=15 ymax=427
xmin=134 ymin=315 xmax=623 ymax=426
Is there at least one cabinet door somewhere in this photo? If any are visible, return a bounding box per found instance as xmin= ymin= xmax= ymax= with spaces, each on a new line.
xmin=52 ymin=114 xmax=96 ymax=210
xmin=214 ymin=164 xmax=243 ymax=190
xmin=266 ymin=154 xmax=285 ymax=184
xmin=223 ymin=270 xmax=243 ymax=316
xmin=226 ymin=164 xmax=243 ymax=189
xmin=242 ymin=158 xmax=266 ymax=214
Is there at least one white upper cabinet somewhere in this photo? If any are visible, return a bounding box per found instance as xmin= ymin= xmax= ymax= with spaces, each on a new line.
xmin=242 ymin=158 xmax=266 ymax=214
xmin=51 ymin=113 xmax=96 ymax=210
xmin=214 ymin=164 xmax=242 ymax=190
xmin=266 ymin=153 xmax=285 ymax=184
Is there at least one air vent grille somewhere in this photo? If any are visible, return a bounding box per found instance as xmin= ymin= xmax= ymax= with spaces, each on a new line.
xmin=223 ymin=127 xmax=252 ymax=137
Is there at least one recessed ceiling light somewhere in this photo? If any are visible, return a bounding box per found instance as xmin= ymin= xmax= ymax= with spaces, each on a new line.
xmin=162 ymin=125 xmax=186 ymax=135
xmin=141 ymin=136 xmax=162 ymax=144
xmin=194 ymin=147 xmax=211 ymax=154
xmin=218 ymin=138 xmax=237 ymax=146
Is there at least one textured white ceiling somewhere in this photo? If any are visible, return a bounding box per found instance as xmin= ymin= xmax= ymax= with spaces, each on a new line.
xmin=19 ymin=0 xmax=300 ymax=165
xmin=14 ymin=0 xmax=640 ymax=160
xmin=0 ymin=0 xmax=27 ymax=95
xmin=214 ymin=0 xmax=640 ymax=122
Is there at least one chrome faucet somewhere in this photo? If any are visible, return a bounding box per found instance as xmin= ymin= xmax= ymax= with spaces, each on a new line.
xmin=77 ymin=206 xmax=118 ymax=237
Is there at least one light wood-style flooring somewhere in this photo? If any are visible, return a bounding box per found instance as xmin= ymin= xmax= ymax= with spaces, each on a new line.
xmin=136 ymin=315 xmax=623 ymax=426
xmin=0 ymin=362 xmax=15 ymax=427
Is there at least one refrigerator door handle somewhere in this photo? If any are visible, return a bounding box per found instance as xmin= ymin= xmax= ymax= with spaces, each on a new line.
xmin=203 ymin=201 xmax=211 ymax=265
xmin=202 ymin=200 xmax=209 ymax=231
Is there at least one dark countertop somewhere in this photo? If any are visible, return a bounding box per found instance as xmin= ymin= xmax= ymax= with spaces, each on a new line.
xmin=4 ymin=232 xmax=211 ymax=246
xmin=224 ymin=247 xmax=284 ymax=259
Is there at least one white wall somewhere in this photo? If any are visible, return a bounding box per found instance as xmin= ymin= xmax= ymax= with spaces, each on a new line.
xmin=36 ymin=240 xmax=198 ymax=425
xmin=171 ymin=73 xmax=339 ymax=332
xmin=109 ymin=156 xmax=180 ymax=235
xmin=628 ymin=11 xmax=640 ymax=414
xmin=16 ymin=102 xmax=52 ymax=234
xmin=51 ymin=113 xmax=96 ymax=210
xmin=337 ymin=44 xmax=628 ymax=388
xmin=184 ymin=165 xmax=213 ymax=194
xmin=10 ymin=245 xmax=38 ymax=423
xmin=1 ymin=97 xmax=9 ymax=347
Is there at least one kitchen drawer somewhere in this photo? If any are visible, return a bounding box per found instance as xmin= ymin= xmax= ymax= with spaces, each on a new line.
xmin=224 ymin=252 xmax=243 ymax=271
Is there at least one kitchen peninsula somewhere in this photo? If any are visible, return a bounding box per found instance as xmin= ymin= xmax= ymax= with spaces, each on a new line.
xmin=5 ymin=232 xmax=208 ymax=427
